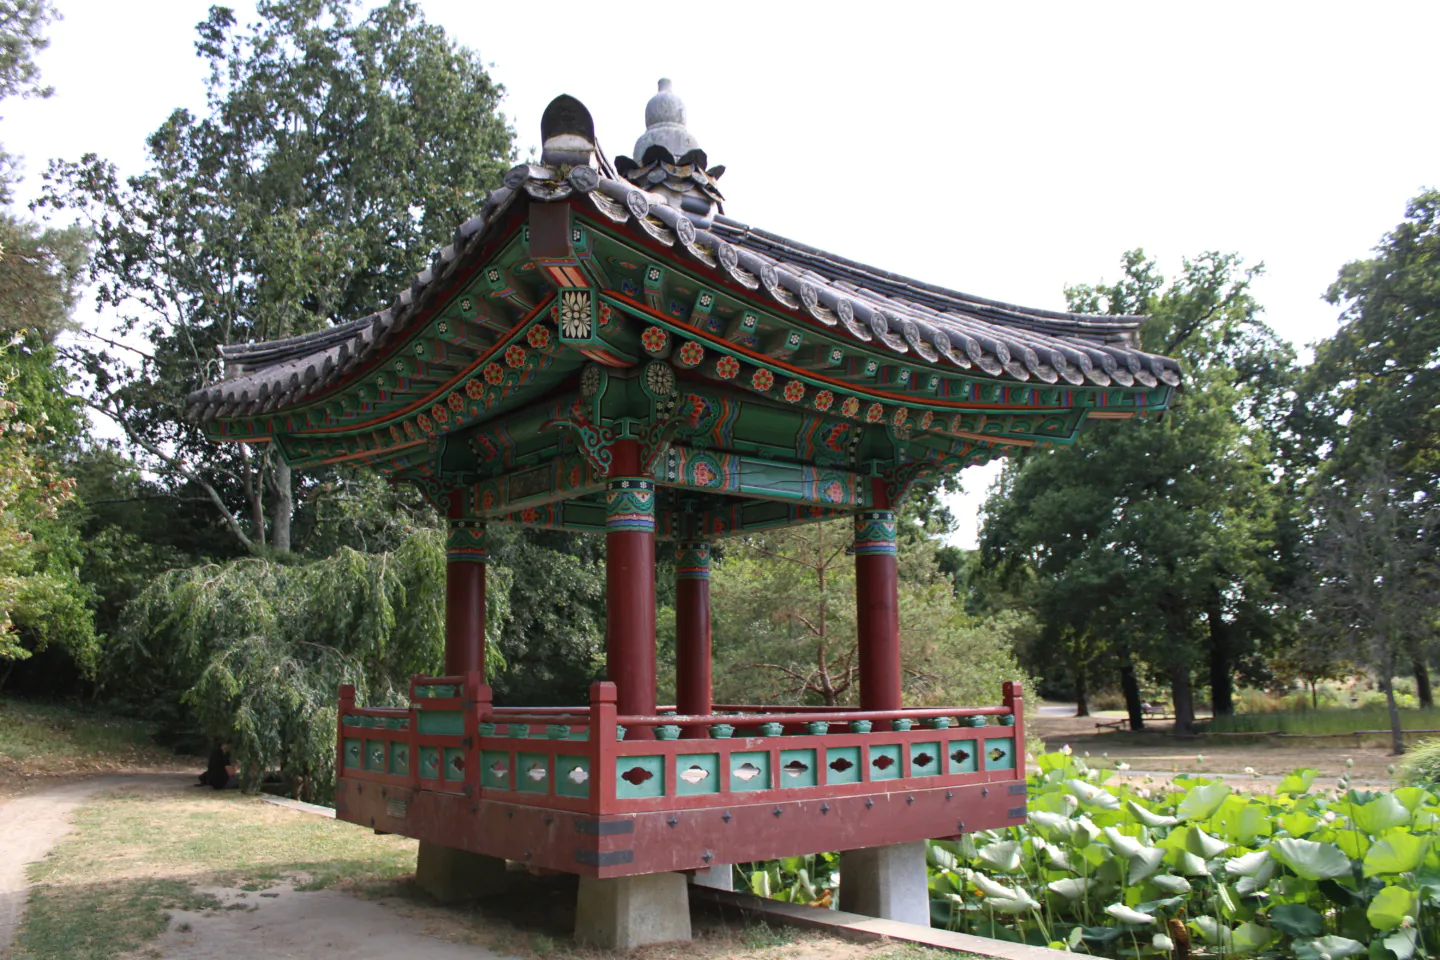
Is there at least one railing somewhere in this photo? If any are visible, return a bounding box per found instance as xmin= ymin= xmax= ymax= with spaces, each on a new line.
xmin=337 ymin=675 xmax=1026 ymax=817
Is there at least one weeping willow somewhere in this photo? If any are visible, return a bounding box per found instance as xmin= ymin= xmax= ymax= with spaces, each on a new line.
xmin=108 ymin=529 xmax=510 ymax=801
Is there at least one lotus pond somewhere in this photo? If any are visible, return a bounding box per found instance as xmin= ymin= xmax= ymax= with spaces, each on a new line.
xmin=741 ymin=751 xmax=1437 ymax=958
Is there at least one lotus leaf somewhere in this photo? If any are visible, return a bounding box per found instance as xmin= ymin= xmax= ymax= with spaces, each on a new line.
xmin=1269 ymin=837 xmax=1353 ymax=880
xmin=1230 ymin=921 xmax=1277 ymax=954
xmin=1104 ymin=903 xmax=1155 ymax=925
xmin=1102 ymin=825 xmax=1148 ymax=859
xmin=1066 ymin=778 xmax=1121 ymax=810
xmin=1269 ymin=902 xmax=1325 ymax=937
xmin=1150 ymin=874 xmax=1192 ymax=894
xmin=1352 ymin=792 xmax=1411 ymax=835
xmin=1127 ymin=800 xmax=1179 ymax=828
xmin=1292 ymin=935 xmax=1366 ymax=959
xmin=1047 ymin=877 xmax=1093 ymax=900
xmin=1177 ymin=781 xmax=1232 ymax=821
xmin=1367 ymin=884 xmax=1416 ymax=930
xmin=1384 ymin=927 xmax=1419 ymax=960
xmin=1364 ymin=833 xmax=1431 ymax=876
xmin=1276 ymin=769 xmax=1318 ymax=797
xmin=977 ymin=840 xmax=1023 ymax=874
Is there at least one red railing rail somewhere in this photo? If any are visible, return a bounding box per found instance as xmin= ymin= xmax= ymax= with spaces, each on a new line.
xmin=616 ymin=704 xmax=1012 ymax=730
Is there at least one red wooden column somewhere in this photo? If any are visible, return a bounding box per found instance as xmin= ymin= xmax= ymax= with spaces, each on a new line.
xmin=674 ymin=540 xmax=713 ymax=734
xmin=605 ymin=439 xmax=658 ymax=729
xmin=854 ymin=491 xmax=901 ymax=711
xmin=445 ymin=496 xmax=488 ymax=680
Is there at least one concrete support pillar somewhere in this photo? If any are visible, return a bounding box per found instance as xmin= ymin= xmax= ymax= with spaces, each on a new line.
xmin=415 ymin=842 xmax=509 ymax=903
xmin=854 ymin=498 xmax=901 ymax=711
xmin=605 ymin=440 xmax=658 ymax=729
xmin=575 ymin=873 xmax=692 ymax=949
xmin=837 ymin=842 xmax=929 ymax=926
xmin=445 ymin=501 xmax=487 ymax=679
xmin=689 ymin=865 xmax=734 ymax=891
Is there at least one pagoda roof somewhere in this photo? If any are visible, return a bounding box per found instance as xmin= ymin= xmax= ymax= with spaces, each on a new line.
xmin=187 ymin=157 xmax=1176 ymax=424
xmin=184 ymin=83 xmax=1180 ymax=532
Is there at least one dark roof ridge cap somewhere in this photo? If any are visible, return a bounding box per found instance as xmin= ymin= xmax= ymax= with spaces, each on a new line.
xmin=711 ymin=215 xmax=1144 ymax=329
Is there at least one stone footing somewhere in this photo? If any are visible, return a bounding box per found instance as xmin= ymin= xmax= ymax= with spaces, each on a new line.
xmin=837 ymin=842 xmax=929 ymax=926
xmin=690 ymin=864 xmax=735 ymax=891
xmin=414 ymin=841 xmax=510 ymax=904
xmin=575 ymin=872 xmax=692 ymax=949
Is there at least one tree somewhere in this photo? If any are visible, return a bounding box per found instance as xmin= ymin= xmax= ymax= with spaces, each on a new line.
xmin=708 ymin=506 xmax=1028 ymax=709
xmin=1297 ymin=473 xmax=1439 ymax=755
xmin=982 ymin=251 xmax=1297 ymax=733
xmin=40 ymin=0 xmax=514 ymax=555
xmin=0 ymin=0 xmax=57 ymax=200
xmin=1308 ymin=191 xmax=1440 ymax=498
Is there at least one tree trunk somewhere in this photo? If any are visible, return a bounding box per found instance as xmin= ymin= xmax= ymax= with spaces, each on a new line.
xmin=1381 ymin=666 xmax=1406 ymax=756
xmin=1206 ymin=602 xmax=1234 ymax=717
xmin=1309 ymin=678 xmax=1318 ymax=710
xmin=1411 ymin=653 xmax=1434 ymax=709
xmin=271 ymin=458 xmax=293 ymax=554
xmin=1169 ymin=666 xmax=1195 ymax=737
xmin=1074 ymin=664 xmax=1089 ymax=718
xmin=1120 ymin=661 xmax=1145 ymax=732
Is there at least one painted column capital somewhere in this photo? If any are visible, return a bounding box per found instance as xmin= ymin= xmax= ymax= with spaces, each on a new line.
xmin=853 ymin=510 xmax=898 ymax=556
xmin=605 ymin=478 xmax=656 ymax=533
xmin=446 ymin=517 xmax=489 ymax=563
xmin=676 ymin=540 xmax=712 ymax=580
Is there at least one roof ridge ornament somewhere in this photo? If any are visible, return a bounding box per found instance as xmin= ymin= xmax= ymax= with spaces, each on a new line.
xmin=616 ymin=79 xmax=726 ymax=220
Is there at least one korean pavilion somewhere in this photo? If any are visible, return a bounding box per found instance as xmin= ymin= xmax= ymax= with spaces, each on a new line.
xmin=188 ymin=81 xmax=1180 ymax=949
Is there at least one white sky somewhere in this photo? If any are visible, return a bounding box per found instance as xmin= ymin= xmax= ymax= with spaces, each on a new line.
xmin=8 ymin=1 xmax=1439 ymax=547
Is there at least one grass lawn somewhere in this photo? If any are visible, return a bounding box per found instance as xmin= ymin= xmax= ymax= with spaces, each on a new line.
xmin=1206 ymin=703 xmax=1440 ymax=736
xmin=11 ymin=784 xmax=979 ymax=960
xmin=0 ymin=697 xmax=193 ymax=792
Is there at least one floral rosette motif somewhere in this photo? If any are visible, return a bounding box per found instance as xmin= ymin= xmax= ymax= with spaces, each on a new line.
xmin=918 ymin=410 xmax=934 ymax=430
xmin=505 ymin=345 xmax=527 ymax=368
xmin=715 ymin=355 xmax=740 ymax=380
xmin=892 ymin=407 xmax=909 ymax=427
xmin=841 ymin=396 xmax=860 ymax=418
xmin=430 ymin=404 xmax=448 ymax=424
xmin=641 ymin=326 xmax=668 ymax=354
xmin=813 ymin=390 xmax=834 ymax=412
xmin=465 ymin=378 xmax=486 ymax=399
xmin=559 ymin=290 xmax=591 ymax=339
xmin=693 ymin=461 xmax=717 ymax=487
xmin=598 ymin=302 xmax=615 ymax=329
xmin=483 ymin=362 xmax=505 ymax=385
xmin=389 ymin=424 xmax=404 ymax=443
xmin=823 ymin=480 xmax=844 ymax=503
xmin=417 ymin=413 xmax=434 ymax=435
xmin=866 ymin=402 xmax=885 ymax=423
xmin=783 ymin=381 xmax=806 ymax=403
xmin=481 ymin=489 xmax=497 ymax=511
xmin=520 ymin=507 xmax=540 ymax=524
xmin=403 ymin=420 xmax=420 ymax=439
xmin=751 ymin=368 xmax=775 ymax=392
xmin=525 ymin=324 xmax=551 ymax=349
xmin=447 ymin=393 xmax=464 ymax=411
xmin=678 ymin=341 xmax=705 ymax=367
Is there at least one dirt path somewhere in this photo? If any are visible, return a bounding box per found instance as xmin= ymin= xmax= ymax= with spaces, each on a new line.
xmin=0 ymin=773 xmax=183 ymax=954
xmin=155 ymin=881 xmax=511 ymax=960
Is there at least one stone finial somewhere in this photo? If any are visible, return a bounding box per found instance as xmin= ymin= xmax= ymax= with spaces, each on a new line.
xmin=617 ymin=79 xmax=726 ymax=219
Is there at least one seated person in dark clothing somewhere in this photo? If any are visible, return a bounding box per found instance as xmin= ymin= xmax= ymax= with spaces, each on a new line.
xmin=198 ymin=743 xmax=238 ymax=789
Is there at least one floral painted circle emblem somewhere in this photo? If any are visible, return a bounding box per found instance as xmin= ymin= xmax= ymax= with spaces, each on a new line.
xmin=560 ymin=290 xmax=591 ymax=339
xmin=866 ymin=402 xmax=885 ymax=423
xmin=715 ymin=355 xmax=740 ymax=380
xmin=417 ymin=413 xmax=435 ymax=434
xmin=841 ymin=396 xmax=860 ymax=418
xmin=693 ymin=461 xmax=718 ymax=487
xmin=783 ymin=380 xmax=806 ymax=403
xmin=751 ymin=368 xmax=775 ymax=392
xmin=431 ymin=404 xmax=448 ymax=424
xmin=598 ymin=302 xmax=615 ymax=328
xmin=641 ymin=326 xmax=668 ymax=353
xmin=481 ymin=489 xmax=497 ymax=511
xmin=813 ymin=390 xmax=834 ymax=412
xmin=678 ymin=341 xmax=705 ymax=366
xmin=505 ymin=344 xmax=527 ymax=368
xmin=403 ymin=420 xmax=419 ymax=439
xmin=526 ymin=324 xmax=551 ymax=349
xmin=644 ymin=361 xmax=676 ymax=398
xmin=465 ymin=378 xmax=485 ymax=399
xmin=822 ymin=480 xmax=844 ymax=503
xmin=483 ymin=362 xmax=505 ymax=385
xmin=521 ymin=507 xmax=540 ymax=524
xmin=389 ymin=424 xmax=403 ymax=443
xmin=893 ymin=407 xmax=909 ymax=427
xmin=447 ymin=393 xmax=464 ymax=411
xmin=918 ymin=410 xmax=934 ymax=430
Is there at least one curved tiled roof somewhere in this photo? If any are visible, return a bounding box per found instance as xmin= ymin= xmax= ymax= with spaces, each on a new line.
xmin=187 ymin=163 xmax=1179 ymax=422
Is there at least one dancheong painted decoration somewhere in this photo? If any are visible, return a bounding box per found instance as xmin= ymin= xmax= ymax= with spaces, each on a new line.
xmin=188 ymin=79 xmax=1179 ymax=928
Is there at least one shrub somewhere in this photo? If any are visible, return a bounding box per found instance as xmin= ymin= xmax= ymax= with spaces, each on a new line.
xmin=1398 ymin=737 xmax=1440 ymax=787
